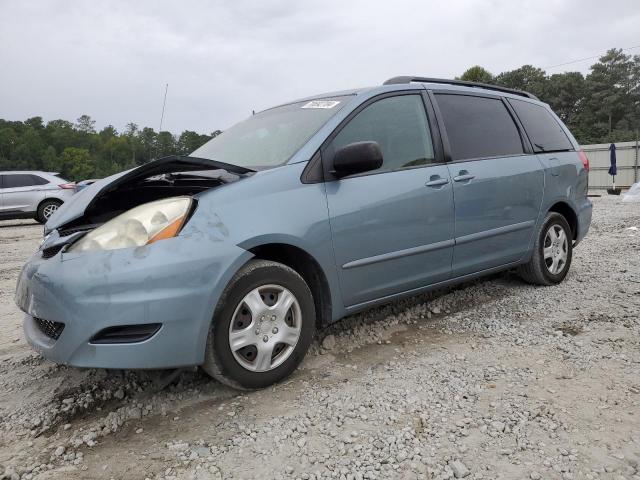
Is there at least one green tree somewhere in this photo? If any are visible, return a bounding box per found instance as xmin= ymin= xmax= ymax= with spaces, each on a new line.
xmin=0 ymin=114 xmax=218 ymax=177
xmin=177 ymin=130 xmax=211 ymax=154
xmin=101 ymin=136 xmax=135 ymax=174
xmin=459 ymin=66 xmax=494 ymax=84
xmin=76 ymin=114 xmax=96 ymax=134
xmin=156 ymin=131 xmax=175 ymax=158
xmin=578 ymin=49 xmax=639 ymax=142
xmin=24 ymin=116 xmax=44 ymax=130
xmin=125 ymin=122 xmax=139 ymax=136
xmin=45 ymin=119 xmax=76 ymax=153
xmin=138 ymin=127 xmax=157 ymax=163
xmin=495 ymin=65 xmax=547 ymax=98
xmin=13 ymin=128 xmax=45 ymax=169
xmin=0 ymin=126 xmax=18 ymax=162
xmin=99 ymin=125 xmax=118 ymax=141
xmin=543 ymin=72 xmax=586 ymax=126
xmin=42 ymin=146 xmax=58 ymax=172
xmin=60 ymin=147 xmax=94 ymax=180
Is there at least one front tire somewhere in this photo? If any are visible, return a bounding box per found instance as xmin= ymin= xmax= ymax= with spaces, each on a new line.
xmin=202 ymin=259 xmax=316 ymax=390
xmin=518 ymin=212 xmax=573 ymax=285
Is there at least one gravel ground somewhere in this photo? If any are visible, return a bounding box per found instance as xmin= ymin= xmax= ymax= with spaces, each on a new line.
xmin=0 ymin=195 xmax=639 ymax=480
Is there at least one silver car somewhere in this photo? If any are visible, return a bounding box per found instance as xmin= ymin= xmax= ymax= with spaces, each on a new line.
xmin=0 ymin=171 xmax=75 ymax=223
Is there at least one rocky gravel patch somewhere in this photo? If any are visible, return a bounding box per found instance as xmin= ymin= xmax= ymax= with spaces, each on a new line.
xmin=0 ymin=196 xmax=639 ymax=479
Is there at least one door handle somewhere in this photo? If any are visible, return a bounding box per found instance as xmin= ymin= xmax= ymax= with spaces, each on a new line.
xmin=425 ymin=176 xmax=449 ymax=187
xmin=453 ymin=170 xmax=475 ymax=182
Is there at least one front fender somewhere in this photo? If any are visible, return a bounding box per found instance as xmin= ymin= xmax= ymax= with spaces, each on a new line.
xmin=185 ymin=163 xmax=344 ymax=322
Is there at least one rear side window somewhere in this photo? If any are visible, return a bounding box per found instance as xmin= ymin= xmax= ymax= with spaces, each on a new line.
xmin=435 ymin=94 xmax=524 ymax=161
xmin=509 ymin=99 xmax=573 ymax=152
xmin=3 ymin=174 xmax=39 ymax=188
xmin=330 ymin=94 xmax=436 ymax=173
xmin=30 ymin=175 xmax=49 ymax=185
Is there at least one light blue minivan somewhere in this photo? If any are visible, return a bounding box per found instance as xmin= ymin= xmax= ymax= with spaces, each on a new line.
xmin=16 ymin=77 xmax=592 ymax=389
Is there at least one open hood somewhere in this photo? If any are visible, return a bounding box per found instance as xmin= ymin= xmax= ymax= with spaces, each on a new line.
xmin=46 ymin=156 xmax=251 ymax=234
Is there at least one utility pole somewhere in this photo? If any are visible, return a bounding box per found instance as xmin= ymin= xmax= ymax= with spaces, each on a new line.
xmin=158 ymin=83 xmax=169 ymax=133
xmin=155 ymin=83 xmax=169 ymax=159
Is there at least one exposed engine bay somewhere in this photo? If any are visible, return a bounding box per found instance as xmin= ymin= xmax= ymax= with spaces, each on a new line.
xmin=54 ymin=156 xmax=252 ymax=237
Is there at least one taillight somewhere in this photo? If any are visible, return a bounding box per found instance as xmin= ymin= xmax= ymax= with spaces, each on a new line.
xmin=578 ymin=150 xmax=590 ymax=171
xmin=58 ymin=183 xmax=75 ymax=189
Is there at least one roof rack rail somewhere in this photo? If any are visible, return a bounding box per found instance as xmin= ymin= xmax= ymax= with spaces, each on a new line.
xmin=382 ymin=76 xmax=538 ymax=100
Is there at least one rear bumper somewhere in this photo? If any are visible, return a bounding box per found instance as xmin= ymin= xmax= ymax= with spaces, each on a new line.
xmin=16 ymin=234 xmax=250 ymax=369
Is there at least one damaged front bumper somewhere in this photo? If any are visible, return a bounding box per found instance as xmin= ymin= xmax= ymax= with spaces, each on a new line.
xmin=15 ymin=231 xmax=251 ymax=369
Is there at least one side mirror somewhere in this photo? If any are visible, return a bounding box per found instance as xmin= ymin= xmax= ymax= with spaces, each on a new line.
xmin=332 ymin=141 xmax=383 ymax=178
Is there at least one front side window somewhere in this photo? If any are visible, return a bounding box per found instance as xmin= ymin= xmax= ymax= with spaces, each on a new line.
xmin=3 ymin=174 xmax=38 ymax=188
xmin=509 ymin=99 xmax=573 ymax=153
xmin=191 ymin=96 xmax=352 ymax=170
xmin=329 ymin=94 xmax=435 ymax=173
xmin=435 ymin=94 xmax=524 ymax=161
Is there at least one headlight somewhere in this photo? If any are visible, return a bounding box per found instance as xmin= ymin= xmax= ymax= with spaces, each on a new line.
xmin=68 ymin=197 xmax=192 ymax=252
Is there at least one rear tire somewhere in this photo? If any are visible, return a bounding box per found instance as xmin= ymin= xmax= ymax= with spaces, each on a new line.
xmin=518 ymin=212 xmax=573 ymax=286
xmin=202 ymin=259 xmax=315 ymax=390
xmin=36 ymin=199 xmax=62 ymax=223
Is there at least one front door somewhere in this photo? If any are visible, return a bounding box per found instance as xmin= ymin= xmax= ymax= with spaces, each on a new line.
xmin=323 ymin=93 xmax=455 ymax=307
xmin=433 ymin=92 xmax=544 ymax=276
xmin=2 ymin=173 xmax=44 ymax=213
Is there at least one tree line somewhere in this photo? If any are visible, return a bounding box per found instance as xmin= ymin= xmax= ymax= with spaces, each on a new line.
xmin=1 ymin=48 xmax=638 ymax=181
xmin=459 ymin=48 xmax=640 ymax=145
xmin=0 ymin=115 xmax=219 ymax=181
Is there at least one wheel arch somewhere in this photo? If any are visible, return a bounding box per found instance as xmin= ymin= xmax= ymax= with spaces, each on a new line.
xmin=36 ymin=196 xmax=65 ymax=222
xmin=37 ymin=196 xmax=64 ymax=210
xmin=548 ymin=201 xmax=578 ymax=240
xmin=243 ymin=242 xmax=333 ymax=329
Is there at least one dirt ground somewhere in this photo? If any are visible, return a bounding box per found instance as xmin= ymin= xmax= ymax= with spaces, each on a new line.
xmin=0 ymin=195 xmax=639 ymax=480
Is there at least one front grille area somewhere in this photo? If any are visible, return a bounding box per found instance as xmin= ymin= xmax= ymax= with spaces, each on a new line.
xmin=34 ymin=317 xmax=65 ymax=340
xmin=40 ymin=226 xmax=97 ymax=259
xmin=57 ymin=226 xmax=93 ymax=237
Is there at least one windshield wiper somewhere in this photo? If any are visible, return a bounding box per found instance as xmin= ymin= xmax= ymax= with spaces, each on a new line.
xmin=533 ymin=143 xmax=573 ymax=154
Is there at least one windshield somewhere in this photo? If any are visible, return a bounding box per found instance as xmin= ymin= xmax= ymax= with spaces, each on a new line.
xmin=191 ymin=96 xmax=352 ymax=170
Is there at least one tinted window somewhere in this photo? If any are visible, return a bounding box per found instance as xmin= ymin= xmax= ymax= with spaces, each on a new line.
xmin=330 ymin=95 xmax=435 ymax=173
xmin=3 ymin=174 xmax=39 ymax=188
xmin=509 ymin=99 xmax=573 ymax=152
xmin=435 ymin=94 xmax=524 ymax=161
xmin=30 ymin=175 xmax=49 ymax=185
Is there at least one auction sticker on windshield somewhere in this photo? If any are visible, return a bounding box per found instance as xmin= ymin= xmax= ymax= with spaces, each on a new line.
xmin=302 ymin=100 xmax=340 ymax=109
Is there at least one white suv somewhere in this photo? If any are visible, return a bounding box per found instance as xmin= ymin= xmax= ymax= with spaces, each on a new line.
xmin=0 ymin=171 xmax=75 ymax=223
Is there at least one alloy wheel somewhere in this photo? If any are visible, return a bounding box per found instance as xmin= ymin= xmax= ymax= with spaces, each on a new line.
xmin=43 ymin=204 xmax=59 ymax=219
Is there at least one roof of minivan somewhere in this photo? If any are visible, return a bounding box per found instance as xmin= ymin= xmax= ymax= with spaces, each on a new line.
xmin=262 ymin=77 xmax=547 ymax=117
xmin=276 ymin=79 xmax=545 ymax=113
xmin=383 ymin=76 xmax=538 ymax=99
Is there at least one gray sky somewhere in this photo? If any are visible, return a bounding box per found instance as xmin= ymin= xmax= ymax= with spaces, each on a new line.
xmin=1 ymin=0 xmax=639 ymax=134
